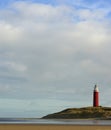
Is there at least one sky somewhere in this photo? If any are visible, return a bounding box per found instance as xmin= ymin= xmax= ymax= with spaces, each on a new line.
xmin=0 ymin=0 xmax=111 ymax=118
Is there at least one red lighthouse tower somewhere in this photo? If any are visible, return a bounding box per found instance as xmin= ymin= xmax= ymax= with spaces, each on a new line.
xmin=93 ymin=85 xmax=99 ymax=107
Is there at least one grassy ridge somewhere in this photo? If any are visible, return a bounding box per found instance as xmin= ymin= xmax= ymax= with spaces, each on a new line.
xmin=43 ymin=106 xmax=111 ymax=119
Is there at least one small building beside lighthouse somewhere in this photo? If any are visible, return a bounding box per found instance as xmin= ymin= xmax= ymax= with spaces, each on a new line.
xmin=93 ymin=85 xmax=99 ymax=107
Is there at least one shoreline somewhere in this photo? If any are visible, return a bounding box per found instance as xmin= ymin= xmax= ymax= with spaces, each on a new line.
xmin=0 ymin=124 xmax=111 ymax=130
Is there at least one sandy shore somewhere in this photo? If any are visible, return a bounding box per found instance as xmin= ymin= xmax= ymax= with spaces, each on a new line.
xmin=0 ymin=124 xmax=111 ymax=130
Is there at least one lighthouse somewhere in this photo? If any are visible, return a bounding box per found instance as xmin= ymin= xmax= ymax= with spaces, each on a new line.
xmin=93 ymin=85 xmax=99 ymax=107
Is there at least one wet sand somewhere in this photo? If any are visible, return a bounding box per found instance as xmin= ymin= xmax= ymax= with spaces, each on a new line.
xmin=0 ymin=124 xmax=111 ymax=130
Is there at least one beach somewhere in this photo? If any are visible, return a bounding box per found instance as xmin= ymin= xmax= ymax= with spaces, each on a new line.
xmin=0 ymin=124 xmax=111 ymax=130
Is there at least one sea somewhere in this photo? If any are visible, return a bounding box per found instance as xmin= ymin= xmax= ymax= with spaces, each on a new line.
xmin=0 ymin=118 xmax=111 ymax=125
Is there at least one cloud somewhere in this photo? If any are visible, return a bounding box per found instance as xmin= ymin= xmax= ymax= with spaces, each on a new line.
xmin=0 ymin=1 xmax=110 ymax=91
xmin=0 ymin=22 xmax=21 ymax=45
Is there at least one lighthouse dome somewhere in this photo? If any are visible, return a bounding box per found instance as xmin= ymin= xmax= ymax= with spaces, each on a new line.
xmin=94 ymin=85 xmax=99 ymax=92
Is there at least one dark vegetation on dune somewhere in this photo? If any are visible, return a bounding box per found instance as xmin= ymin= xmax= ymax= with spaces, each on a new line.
xmin=42 ymin=106 xmax=111 ymax=119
